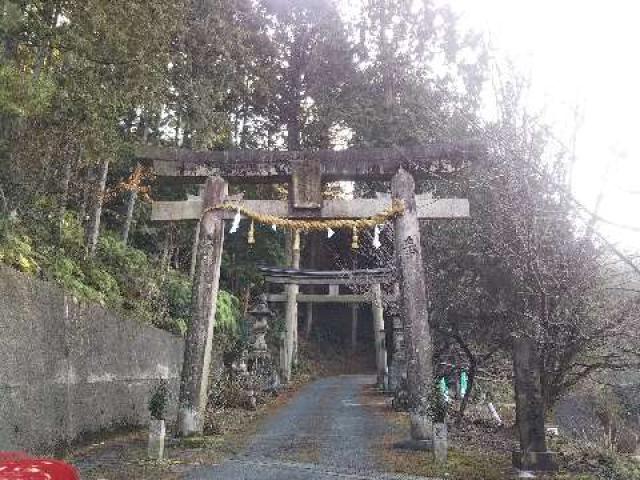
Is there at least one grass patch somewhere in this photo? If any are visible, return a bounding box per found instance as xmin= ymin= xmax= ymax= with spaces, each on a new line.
xmin=381 ymin=437 xmax=512 ymax=480
xmin=66 ymin=383 xmax=304 ymax=479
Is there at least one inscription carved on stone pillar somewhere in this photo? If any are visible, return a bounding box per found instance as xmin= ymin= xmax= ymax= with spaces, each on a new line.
xmin=512 ymin=336 xmax=557 ymax=472
xmin=389 ymin=314 xmax=407 ymax=393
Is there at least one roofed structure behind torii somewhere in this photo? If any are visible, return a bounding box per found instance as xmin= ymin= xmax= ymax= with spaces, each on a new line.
xmin=136 ymin=142 xmax=485 ymax=183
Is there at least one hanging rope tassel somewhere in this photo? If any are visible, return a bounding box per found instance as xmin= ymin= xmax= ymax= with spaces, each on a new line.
xmin=293 ymin=229 xmax=301 ymax=251
xmin=248 ymin=219 xmax=255 ymax=245
xmin=351 ymin=226 xmax=359 ymax=250
xmin=230 ymin=208 xmax=241 ymax=233
xmin=373 ymin=225 xmax=382 ymax=249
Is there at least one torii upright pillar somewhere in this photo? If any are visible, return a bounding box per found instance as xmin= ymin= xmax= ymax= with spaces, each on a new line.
xmin=372 ymin=283 xmax=388 ymax=389
xmin=178 ymin=176 xmax=227 ymax=436
xmin=283 ymin=232 xmax=300 ymax=383
xmin=392 ymin=168 xmax=434 ymax=442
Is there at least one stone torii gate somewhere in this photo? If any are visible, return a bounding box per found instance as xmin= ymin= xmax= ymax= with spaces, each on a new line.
xmin=137 ymin=143 xmax=479 ymax=438
xmin=260 ymin=266 xmax=398 ymax=388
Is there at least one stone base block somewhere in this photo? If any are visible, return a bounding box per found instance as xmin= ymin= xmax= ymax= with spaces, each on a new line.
xmin=177 ymin=406 xmax=201 ymax=437
xmin=512 ymin=450 xmax=558 ymax=472
xmin=410 ymin=413 xmax=433 ymax=442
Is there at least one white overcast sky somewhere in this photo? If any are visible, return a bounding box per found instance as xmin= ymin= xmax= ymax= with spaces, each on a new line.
xmin=341 ymin=0 xmax=640 ymax=255
xmin=445 ymin=0 xmax=640 ymax=254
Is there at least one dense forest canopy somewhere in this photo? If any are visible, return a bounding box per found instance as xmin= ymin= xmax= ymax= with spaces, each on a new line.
xmin=0 ymin=0 xmax=638 ymax=414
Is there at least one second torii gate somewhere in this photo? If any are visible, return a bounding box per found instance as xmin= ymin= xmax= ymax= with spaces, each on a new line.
xmin=260 ymin=266 xmax=398 ymax=388
xmin=137 ymin=143 xmax=480 ymax=437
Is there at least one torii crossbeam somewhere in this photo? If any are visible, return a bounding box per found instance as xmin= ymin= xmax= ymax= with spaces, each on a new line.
xmin=137 ymin=143 xmax=483 ymax=182
xmin=138 ymin=143 xmax=481 ymax=439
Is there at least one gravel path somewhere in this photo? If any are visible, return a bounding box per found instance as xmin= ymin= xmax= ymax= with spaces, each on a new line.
xmin=187 ymin=375 xmax=429 ymax=480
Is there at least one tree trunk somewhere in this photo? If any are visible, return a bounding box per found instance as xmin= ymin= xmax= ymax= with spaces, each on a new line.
xmin=379 ymin=0 xmax=393 ymax=109
xmin=2 ymin=2 xmax=18 ymax=64
xmin=189 ymin=219 xmax=201 ymax=280
xmin=160 ymin=230 xmax=170 ymax=279
xmin=452 ymin=332 xmax=477 ymax=425
xmin=286 ymin=34 xmax=304 ymax=151
xmin=85 ymin=159 xmax=109 ymax=258
xmin=32 ymin=1 xmax=57 ymax=82
xmin=0 ymin=180 xmax=7 ymax=214
xmin=57 ymin=158 xmax=73 ymax=241
xmin=121 ymin=189 xmax=137 ymax=244
xmin=160 ymin=224 xmax=175 ymax=274
xmin=78 ymin=166 xmax=89 ymax=225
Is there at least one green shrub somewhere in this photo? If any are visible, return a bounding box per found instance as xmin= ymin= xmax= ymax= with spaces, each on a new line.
xmin=148 ymin=379 xmax=169 ymax=421
xmin=599 ymin=452 xmax=640 ymax=480
xmin=151 ymin=315 xmax=188 ymax=336
xmin=0 ymin=234 xmax=39 ymax=273
xmin=83 ymin=263 xmax=121 ymax=303
xmin=48 ymin=256 xmax=105 ymax=304
xmin=59 ymin=212 xmax=85 ymax=254
xmin=0 ymin=219 xmax=40 ymax=273
xmin=163 ymin=272 xmax=191 ymax=320
xmin=0 ymin=63 xmax=55 ymax=116
xmin=0 ymin=211 xmax=245 ymax=341
xmin=216 ymin=290 xmax=241 ymax=333
xmin=97 ymin=233 xmax=148 ymax=272
xmin=427 ymin=382 xmax=449 ymax=422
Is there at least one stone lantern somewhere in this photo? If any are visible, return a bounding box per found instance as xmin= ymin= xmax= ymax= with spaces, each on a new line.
xmin=248 ymin=294 xmax=273 ymax=362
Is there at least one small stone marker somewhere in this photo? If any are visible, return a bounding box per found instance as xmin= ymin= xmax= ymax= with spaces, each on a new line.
xmin=433 ymin=422 xmax=448 ymax=463
xmin=147 ymin=419 xmax=166 ymax=460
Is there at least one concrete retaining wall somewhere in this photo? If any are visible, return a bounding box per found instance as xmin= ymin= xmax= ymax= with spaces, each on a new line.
xmin=0 ymin=265 xmax=184 ymax=454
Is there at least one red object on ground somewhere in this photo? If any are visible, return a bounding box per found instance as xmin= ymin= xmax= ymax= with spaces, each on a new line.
xmin=0 ymin=454 xmax=29 ymax=463
xmin=0 ymin=454 xmax=80 ymax=480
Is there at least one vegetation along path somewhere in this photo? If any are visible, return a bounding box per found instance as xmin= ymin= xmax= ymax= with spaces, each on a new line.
xmin=187 ymin=375 xmax=428 ymax=480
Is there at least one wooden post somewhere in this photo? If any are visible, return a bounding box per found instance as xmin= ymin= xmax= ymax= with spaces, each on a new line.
xmin=351 ymin=305 xmax=358 ymax=352
xmin=391 ymin=168 xmax=433 ymax=441
xmin=177 ymin=176 xmax=227 ymax=436
xmin=372 ymin=283 xmax=388 ymax=389
xmin=512 ymin=336 xmax=557 ymax=471
xmin=305 ymin=303 xmax=313 ymax=339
